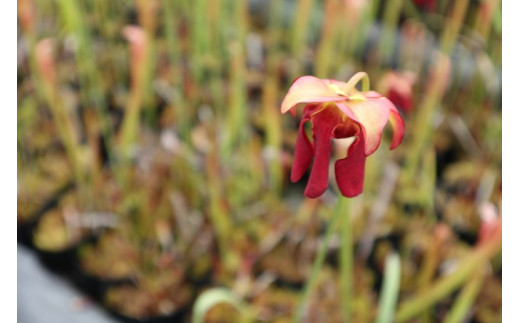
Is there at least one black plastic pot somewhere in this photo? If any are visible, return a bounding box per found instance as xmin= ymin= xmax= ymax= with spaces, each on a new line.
xmin=71 ymin=263 xmax=135 ymax=302
xmin=34 ymin=234 xmax=99 ymax=274
xmin=17 ymin=181 xmax=74 ymax=248
xmin=105 ymin=307 xmax=189 ymax=323
xmin=34 ymin=242 xmax=81 ymax=274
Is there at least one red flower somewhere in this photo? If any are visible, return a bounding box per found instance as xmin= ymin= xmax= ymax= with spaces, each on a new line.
xmin=378 ymin=71 xmax=416 ymax=114
xmin=281 ymin=73 xmax=405 ymax=198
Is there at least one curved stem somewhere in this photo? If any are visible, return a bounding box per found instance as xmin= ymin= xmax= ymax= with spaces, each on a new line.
xmin=344 ymin=71 xmax=371 ymax=94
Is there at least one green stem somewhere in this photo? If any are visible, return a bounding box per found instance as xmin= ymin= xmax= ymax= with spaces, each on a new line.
xmin=163 ymin=1 xmax=188 ymax=140
xmin=262 ymin=77 xmax=283 ymax=194
xmin=314 ymin=0 xmax=339 ymax=78
xmin=376 ymin=252 xmax=401 ymax=323
xmin=379 ymin=0 xmax=404 ymax=65
xmin=294 ymin=196 xmax=345 ymax=322
xmin=339 ymin=196 xmax=352 ymax=321
xmin=402 ymin=53 xmax=450 ymax=185
xmin=206 ymin=145 xmax=237 ymax=282
xmin=443 ymin=269 xmax=485 ymax=323
xmin=290 ymin=0 xmax=315 ymax=78
xmin=439 ymin=0 xmax=470 ymax=54
xmin=56 ymin=0 xmax=115 ymax=166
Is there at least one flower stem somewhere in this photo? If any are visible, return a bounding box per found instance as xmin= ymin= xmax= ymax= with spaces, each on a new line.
xmin=293 ymin=195 xmax=344 ymax=322
xmin=339 ymin=196 xmax=353 ymax=321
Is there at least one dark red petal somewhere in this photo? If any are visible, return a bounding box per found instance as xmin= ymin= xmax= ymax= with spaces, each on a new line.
xmin=335 ymin=125 xmax=367 ymax=197
xmin=291 ymin=117 xmax=314 ymax=182
xmin=303 ymin=106 xmax=344 ymax=198
xmin=389 ymin=109 xmax=405 ymax=150
xmin=304 ymin=127 xmax=332 ymax=198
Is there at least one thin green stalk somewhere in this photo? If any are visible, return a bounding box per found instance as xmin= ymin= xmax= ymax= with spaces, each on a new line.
xmin=291 ymin=0 xmax=314 ymax=56
xmin=443 ymin=269 xmax=485 ymax=323
xmin=136 ymin=0 xmax=158 ymax=126
xmin=222 ymin=0 xmax=248 ymax=157
xmin=191 ymin=0 xmax=210 ymax=86
xmin=19 ymin=3 xmax=89 ymax=194
xmin=120 ymin=83 xmax=144 ymax=160
xmin=56 ymin=0 xmax=115 ymax=164
xmin=163 ymin=1 xmax=188 ymax=139
xmin=314 ymin=0 xmax=339 ymax=78
xmin=403 ymin=53 xmax=450 ymax=184
xmin=262 ymin=76 xmax=283 ymax=194
xmin=267 ymin=0 xmax=284 ymax=56
xmin=339 ymin=196 xmax=353 ymax=321
xmin=206 ymin=0 xmax=225 ymax=119
xmin=376 ymin=253 xmax=401 ymax=323
xmin=262 ymin=0 xmax=285 ymax=193
xmin=293 ymin=196 xmax=344 ymax=322
xmin=439 ymin=0 xmax=470 ymax=54
xmin=369 ymin=0 xmax=381 ymax=20
xmin=206 ymin=144 xmax=237 ymax=282
xmin=379 ymin=0 xmax=404 ymax=66
xmin=290 ymin=0 xmax=315 ymax=78
xmin=120 ymin=27 xmax=148 ymax=166
xmin=33 ymin=39 xmax=86 ymax=190
xmin=395 ymin=226 xmax=501 ymax=322
xmin=44 ymin=88 xmax=85 ymax=187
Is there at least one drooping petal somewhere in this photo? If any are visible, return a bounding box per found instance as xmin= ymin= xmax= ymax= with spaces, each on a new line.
xmin=388 ymin=108 xmax=405 ymax=150
xmin=357 ymin=93 xmax=404 ymax=149
xmin=303 ymin=106 xmax=344 ymax=198
xmin=345 ymin=95 xmax=392 ymax=155
xmin=291 ymin=116 xmax=314 ymax=182
xmin=304 ymin=131 xmax=332 ymax=198
xmin=334 ymin=124 xmax=367 ymax=197
xmin=281 ymin=76 xmax=347 ymax=114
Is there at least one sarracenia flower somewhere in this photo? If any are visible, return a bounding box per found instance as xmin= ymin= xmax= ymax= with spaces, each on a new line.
xmin=281 ymin=72 xmax=405 ymax=198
